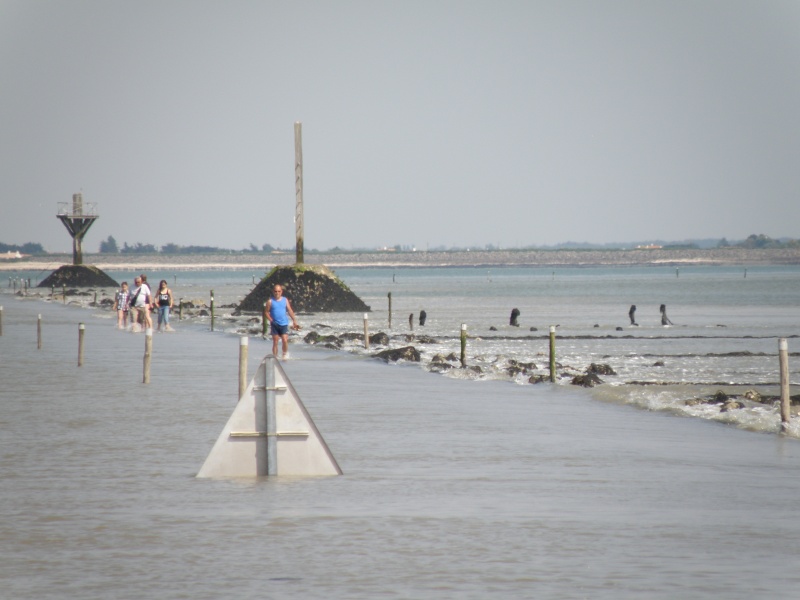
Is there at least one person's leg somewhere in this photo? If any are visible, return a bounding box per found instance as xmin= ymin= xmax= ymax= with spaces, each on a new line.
xmin=281 ymin=333 xmax=289 ymax=357
xmin=272 ymin=334 xmax=280 ymax=356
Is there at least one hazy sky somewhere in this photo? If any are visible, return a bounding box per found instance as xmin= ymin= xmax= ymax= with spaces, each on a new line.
xmin=2 ymin=1 xmax=799 ymax=253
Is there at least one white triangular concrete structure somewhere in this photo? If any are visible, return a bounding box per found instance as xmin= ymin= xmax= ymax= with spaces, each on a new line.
xmin=197 ymin=355 xmax=342 ymax=478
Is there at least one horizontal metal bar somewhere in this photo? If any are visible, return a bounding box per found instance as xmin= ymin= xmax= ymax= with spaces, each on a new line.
xmin=251 ymin=386 xmax=287 ymax=392
xmin=229 ymin=431 xmax=309 ymax=438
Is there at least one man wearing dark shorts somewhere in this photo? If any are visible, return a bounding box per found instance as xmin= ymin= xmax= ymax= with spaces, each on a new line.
xmin=264 ymin=284 xmax=300 ymax=358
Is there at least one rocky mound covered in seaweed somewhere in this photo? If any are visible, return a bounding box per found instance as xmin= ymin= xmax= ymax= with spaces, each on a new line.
xmin=236 ymin=264 xmax=370 ymax=314
xmin=38 ymin=265 xmax=119 ymax=288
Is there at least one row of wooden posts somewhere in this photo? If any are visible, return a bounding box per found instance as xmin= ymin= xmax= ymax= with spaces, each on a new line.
xmin=2 ymin=304 xmax=795 ymax=429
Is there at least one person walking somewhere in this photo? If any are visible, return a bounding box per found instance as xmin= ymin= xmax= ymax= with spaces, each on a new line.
xmin=155 ymin=279 xmax=174 ymax=332
xmin=129 ymin=275 xmax=152 ymax=332
xmin=264 ymin=284 xmax=300 ymax=359
xmin=115 ymin=281 xmax=130 ymax=329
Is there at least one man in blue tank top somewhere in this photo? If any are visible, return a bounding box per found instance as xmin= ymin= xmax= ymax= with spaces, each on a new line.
xmin=264 ymin=284 xmax=300 ymax=358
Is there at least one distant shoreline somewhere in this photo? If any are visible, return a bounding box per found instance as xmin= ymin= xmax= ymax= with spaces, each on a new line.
xmin=2 ymin=247 xmax=800 ymax=272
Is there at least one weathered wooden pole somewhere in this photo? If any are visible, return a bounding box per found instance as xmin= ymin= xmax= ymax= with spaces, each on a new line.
xmin=210 ymin=289 xmax=215 ymax=332
xmin=0 ymin=306 xmax=3 ymax=337
xmin=294 ymin=121 xmax=304 ymax=265
xmin=780 ymin=338 xmax=791 ymax=431
xmin=143 ymin=328 xmax=153 ymax=383
xmin=409 ymin=313 xmax=413 ymax=332
xmin=363 ymin=314 xmax=369 ymax=349
xmin=549 ymin=326 xmax=556 ymax=382
xmin=262 ymin=301 xmax=268 ymax=337
xmin=62 ymin=285 xmax=66 ymax=304
xmin=78 ymin=323 xmax=85 ymax=367
xmin=37 ymin=314 xmax=42 ymax=349
xmin=460 ymin=323 xmax=467 ymax=368
xmin=387 ymin=292 xmax=392 ymax=329
xmin=238 ymin=336 xmax=248 ymax=401
xmin=179 ymin=298 xmax=183 ymax=320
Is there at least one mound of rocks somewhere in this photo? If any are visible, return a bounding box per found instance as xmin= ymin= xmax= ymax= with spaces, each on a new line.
xmin=237 ymin=264 xmax=370 ymax=313
xmin=38 ymin=265 xmax=118 ymax=288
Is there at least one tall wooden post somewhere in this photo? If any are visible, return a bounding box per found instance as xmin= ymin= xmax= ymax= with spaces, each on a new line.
xmin=549 ymin=326 xmax=556 ymax=382
xmin=143 ymin=328 xmax=153 ymax=383
xmin=294 ymin=121 xmax=304 ymax=265
xmin=78 ymin=323 xmax=85 ymax=367
xmin=239 ymin=336 xmax=249 ymax=402
xmin=780 ymin=338 xmax=791 ymax=431
xmin=460 ymin=324 xmax=467 ymax=368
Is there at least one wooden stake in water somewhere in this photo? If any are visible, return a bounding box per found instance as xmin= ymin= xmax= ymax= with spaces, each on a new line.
xmin=409 ymin=313 xmax=413 ymax=332
xmin=460 ymin=323 xmax=467 ymax=368
xmin=143 ymin=328 xmax=153 ymax=383
xmin=179 ymin=297 xmax=183 ymax=321
xmin=210 ymin=289 xmax=215 ymax=332
xmin=62 ymin=285 xmax=66 ymax=304
xmin=238 ymin=336 xmax=248 ymax=402
xmin=780 ymin=338 xmax=791 ymax=431
xmin=78 ymin=323 xmax=85 ymax=367
xmin=37 ymin=314 xmax=42 ymax=349
xmin=388 ymin=292 xmax=392 ymax=329
xmin=295 ymin=121 xmax=304 ymax=265
xmin=549 ymin=326 xmax=556 ymax=382
xmin=363 ymin=314 xmax=369 ymax=349
xmin=0 ymin=305 xmax=3 ymax=337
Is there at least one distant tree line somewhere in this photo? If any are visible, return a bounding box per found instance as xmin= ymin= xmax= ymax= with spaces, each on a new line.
xmin=717 ymin=234 xmax=800 ymax=249
xmin=97 ymin=236 xmax=283 ymax=254
xmin=0 ymin=242 xmax=46 ymax=254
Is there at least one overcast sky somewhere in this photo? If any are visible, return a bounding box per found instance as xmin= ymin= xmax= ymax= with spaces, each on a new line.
xmin=2 ymin=0 xmax=799 ymax=253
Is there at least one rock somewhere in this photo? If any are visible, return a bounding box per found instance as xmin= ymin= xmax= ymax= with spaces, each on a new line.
xmin=415 ymin=336 xmax=436 ymax=344
xmin=615 ymin=326 xmax=623 ymax=331
xmin=374 ymin=346 xmax=420 ymax=362
xmin=586 ymin=363 xmax=616 ymax=375
xmin=445 ymin=353 xmax=459 ymax=362
xmin=510 ymin=308 xmax=520 ymax=327
xmin=571 ymin=373 xmax=604 ymax=387
xmin=743 ymin=389 xmax=762 ymax=402
xmin=237 ymin=264 xmax=369 ymax=313
xmin=529 ymin=374 xmax=548 ymax=384
xmin=369 ymin=332 xmax=390 ymax=346
xmin=720 ymin=400 xmax=745 ymax=412
xmin=529 ymin=327 xmax=538 ymax=332
xmin=652 ymin=360 xmax=665 ymax=367
xmin=711 ymin=390 xmax=729 ymax=403
xmin=419 ymin=310 xmax=427 ymax=326
xmin=489 ymin=326 xmax=498 ymax=331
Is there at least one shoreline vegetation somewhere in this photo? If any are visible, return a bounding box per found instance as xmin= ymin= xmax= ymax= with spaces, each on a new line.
xmin=2 ymin=246 xmax=800 ymax=271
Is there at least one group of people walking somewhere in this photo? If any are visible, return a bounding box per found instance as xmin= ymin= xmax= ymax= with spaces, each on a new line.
xmin=115 ymin=274 xmax=174 ymax=332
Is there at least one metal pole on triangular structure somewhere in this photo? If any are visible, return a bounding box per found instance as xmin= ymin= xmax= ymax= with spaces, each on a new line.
xmin=197 ymin=355 xmax=341 ymax=478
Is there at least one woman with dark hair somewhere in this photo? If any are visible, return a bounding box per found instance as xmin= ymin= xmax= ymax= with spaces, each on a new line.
xmin=155 ymin=279 xmax=174 ymax=332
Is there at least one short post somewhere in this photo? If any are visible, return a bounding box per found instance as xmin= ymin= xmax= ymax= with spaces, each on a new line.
xmin=387 ymin=292 xmax=392 ymax=329
xmin=210 ymin=289 xmax=215 ymax=331
xmin=179 ymin=297 xmax=183 ymax=320
xmin=51 ymin=285 xmax=54 ymax=299
xmin=549 ymin=326 xmax=556 ymax=382
xmin=460 ymin=323 xmax=467 ymax=368
xmin=780 ymin=338 xmax=791 ymax=431
xmin=262 ymin=302 xmax=268 ymax=337
xmin=62 ymin=285 xmax=66 ymax=304
xmin=0 ymin=305 xmax=4 ymax=336
xmin=238 ymin=336 xmax=248 ymax=401
xmin=363 ymin=314 xmax=369 ymax=349
xmin=93 ymin=291 xmax=97 ymax=306
xmin=37 ymin=314 xmax=42 ymax=349
xmin=409 ymin=313 xmax=413 ymax=331
xmin=78 ymin=323 xmax=85 ymax=366
xmin=143 ymin=328 xmax=153 ymax=383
